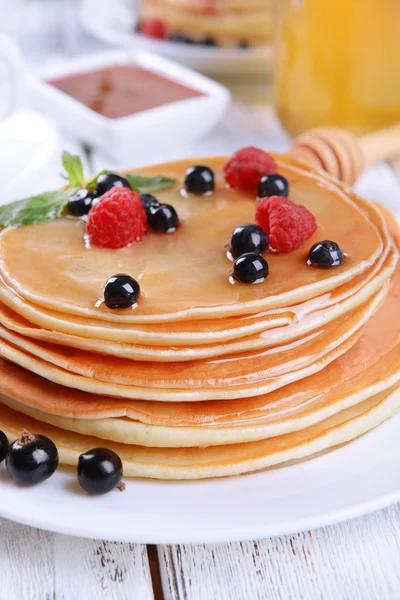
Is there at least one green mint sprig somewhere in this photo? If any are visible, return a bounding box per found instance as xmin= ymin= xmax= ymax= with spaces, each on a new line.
xmin=124 ymin=173 xmax=177 ymax=194
xmin=0 ymin=189 xmax=74 ymax=228
xmin=61 ymin=151 xmax=85 ymax=188
xmin=0 ymin=152 xmax=177 ymax=228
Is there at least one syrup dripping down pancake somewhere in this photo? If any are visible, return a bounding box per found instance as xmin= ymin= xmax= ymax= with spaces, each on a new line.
xmin=0 ymin=268 xmax=398 ymax=448
xmin=1 ymin=386 xmax=399 ymax=479
xmin=0 ymin=283 xmax=387 ymax=390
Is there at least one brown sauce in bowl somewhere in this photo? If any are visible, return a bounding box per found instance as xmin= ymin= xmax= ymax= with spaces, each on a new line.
xmin=47 ymin=65 xmax=204 ymax=119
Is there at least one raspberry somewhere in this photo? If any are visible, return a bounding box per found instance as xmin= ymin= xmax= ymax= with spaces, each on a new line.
xmin=256 ymin=196 xmax=317 ymax=253
xmin=87 ymin=188 xmax=147 ymax=249
xmin=224 ymin=147 xmax=277 ymax=192
xmin=138 ymin=19 xmax=166 ymax=39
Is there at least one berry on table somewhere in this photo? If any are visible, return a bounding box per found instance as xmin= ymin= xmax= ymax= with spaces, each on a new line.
xmin=0 ymin=430 xmax=9 ymax=464
xmin=6 ymin=430 xmax=59 ymax=486
xmin=308 ymin=240 xmax=344 ymax=267
xmin=103 ymin=274 xmax=140 ymax=309
xmin=224 ymin=147 xmax=277 ymax=192
xmin=230 ymin=224 xmax=268 ymax=259
xmin=232 ymin=253 xmax=269 ymax=284
xmin=184 ymin=165 xmax=215 ymax=195
xmin=95 ymin=173 xmax=132 ymax=197
xmin=78 ymin=448 xmax=123 ymax=495
xmin=87 ymin=187 xmax=147 ymax=249
xmin=138 ymin=19 xmax=167 ymax=39
xmin=68 ymin=188 xmax=98 ymax=217
xmin=256 ymin=195 xmax=317 ymax=253
xmin=258 ymin=174 xmax=289 ymax=198
xmin=140 ymin=193 xmax=161 ymax=216
xmin=148 ymin=204 xmax=180 ymax=232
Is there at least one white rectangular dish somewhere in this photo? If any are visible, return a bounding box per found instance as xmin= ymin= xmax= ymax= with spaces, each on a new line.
xmin=25 ymin=50 xmax=231 ymax=166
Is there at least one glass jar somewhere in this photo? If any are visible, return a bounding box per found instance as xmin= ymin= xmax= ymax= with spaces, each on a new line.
xmin=275 ymin=0 xmax=400 ymax=136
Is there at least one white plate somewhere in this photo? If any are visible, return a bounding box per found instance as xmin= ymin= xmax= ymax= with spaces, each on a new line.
xmin=1 ymin=412 xmax=400 ymax=544
xmin=79 ymin=0 xmax=271 ymax=77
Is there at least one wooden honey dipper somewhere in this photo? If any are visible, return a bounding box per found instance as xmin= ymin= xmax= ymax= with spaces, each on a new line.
xmin=291 ymin=124 xmax=400 ymax=185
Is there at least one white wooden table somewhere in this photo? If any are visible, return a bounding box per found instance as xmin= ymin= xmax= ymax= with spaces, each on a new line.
xmin=2 ymin=6 xmax=400 ymax=597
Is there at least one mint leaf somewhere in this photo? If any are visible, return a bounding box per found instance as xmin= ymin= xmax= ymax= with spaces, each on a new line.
xmin=61 ymin=151 xmax=84 ymax=188
xmin=0 ymin=189 xmax=75 ymax=227
xmin=124 ymin=174 xmax=176 ymax=194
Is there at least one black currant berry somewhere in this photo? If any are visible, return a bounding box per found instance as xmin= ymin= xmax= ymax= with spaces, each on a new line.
xmin=230 ymin=224 xmax=268 ymax=259
xmin=78 ymin=448 xmax=123 ymax=495
xmin=148 ymin=204 xmax=180 ymax=232
xmin=96 ymin=173 xmax=132 ymax=196
xmin=68 ymin=188 xmax=98 ymax=217
xmin=232 ymin=253 xmax=269 ymax=284
xmin=308 ymin=240 xmax=344 ymax=267
xmin=0 ymin=430 xmax=9 ymax=464
xmin=140 ymin=193 xmax=161 ymax=216
xmin=184 ymin=165 xmax=215 ymax=195
xmin=169 ymin=33 xmax=194 ymax=44
xmin=6 ymin=431 xmax=59 ymax=486
xmin=104 ymin=274 xmax=140 ymax=309
xmin=257 ymin=174 xmax=289 ymax=198
xmin=197 ymin=36 xmax=217 ymax=47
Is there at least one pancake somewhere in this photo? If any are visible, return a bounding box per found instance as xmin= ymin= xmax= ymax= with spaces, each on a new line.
xmin=0 ymin=156 xmax=387 ymax=324
xmin=0 ymin=327 xmax=362 ymax=402
xmin=0 ymin=268 xmax=398 ymax=447
xmin=139 ymin=0 xmax=273 ymax=46
xmin=0 ymin=247 xmax=395 ymax=350
xmin=1 ymin=386 xmax=399 ymax=479
xmin=2 ymin=343 xmax=399 ymax=446
xmin=0 ymin=283 xmax=386 ymax=389
xmin=0 ymin=152 xmax=398 ymax=481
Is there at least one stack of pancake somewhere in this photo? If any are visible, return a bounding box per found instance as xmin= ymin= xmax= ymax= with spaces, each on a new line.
xmin=0 ymin=154 xmax=399 ymax=480
xmin=139 ymin=0 xmax=272 ymax=46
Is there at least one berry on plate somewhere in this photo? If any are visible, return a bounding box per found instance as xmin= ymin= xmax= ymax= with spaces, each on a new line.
xmin=256 ymin=196 xmax=317 ymax=253
xmin=224 ymin=147 xmax=277 ymax=192
xmin=6 ymin=430 xmax=59 ymax=486
xmin=68 ymin=188 xmax=98 ymax=217
xmin=87 ymin=187 xmax=147 ymax=249
xmin=308 ymin=240 xmax=344 ymax=267
xmin=104 ymin=274 xmax=141 ymax=309
xmin=230 ymin=224 xmax=268 ymax=259
xmin=184 ymin=165 xmax=215 ymax=195
xmin=232 ymin=252 xmax=269 ymax=284
xmin=169 ymin=33 xmax=194 ymax=44
xmin=140 ymin=193 xmax=161 ymax=216
xmin=139 ymin=19 xmax=167 ymax=39
xmin=148 ymin=204 xmax=180 ymax=232
xmin=95 ymin=173 xmax=132 ymax=196
xmin=78 ymin=448 xmax=123 ymax=495
xmin=257 ymin=174 xmax=288 ymax=199
xmin=0 ymin=430 xmax=8 ymax=464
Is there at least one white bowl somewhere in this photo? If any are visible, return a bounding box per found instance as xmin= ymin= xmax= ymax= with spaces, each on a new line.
xmin=25 ymin=50 xmax=231 ymax=166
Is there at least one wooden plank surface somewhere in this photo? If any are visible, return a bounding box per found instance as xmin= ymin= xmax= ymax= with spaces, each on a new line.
xmin=159 ymin=505 xmax=400 ymax=600
xmin=0 ymin=518 xmax=154 ymax=600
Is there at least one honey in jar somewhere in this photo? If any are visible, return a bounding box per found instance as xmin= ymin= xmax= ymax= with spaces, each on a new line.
xmin=275 ymin=0 xmax=400 ymax=136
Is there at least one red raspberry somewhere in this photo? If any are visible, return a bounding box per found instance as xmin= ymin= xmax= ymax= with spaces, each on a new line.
xmin=138 ymin=19 xmax=166 ymax=39
xmin=224 ymin=147 xmax=277 ymax=192
xmin=256 ymin=196 xmax=317 ymax=253
xmin=87 ymin=188 xmax=147 ymax=249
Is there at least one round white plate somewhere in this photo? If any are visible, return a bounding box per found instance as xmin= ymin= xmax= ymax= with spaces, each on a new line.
xmin=79 ymin=0 xmax=271 ymax=77
xmin=1 ymin=412 xmax=400 ymax=544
